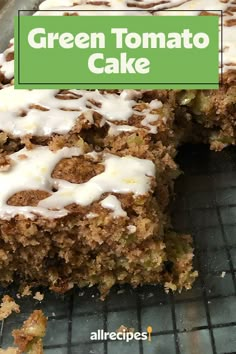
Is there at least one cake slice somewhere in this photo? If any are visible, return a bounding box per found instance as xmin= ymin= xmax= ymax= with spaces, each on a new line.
xmin=2 ymin=0 xmax=235 ymax=296
xmin=0 ymin=75 xmax=195 ymax=296
xmin=0 ymin=144 xmax=196 ymax=296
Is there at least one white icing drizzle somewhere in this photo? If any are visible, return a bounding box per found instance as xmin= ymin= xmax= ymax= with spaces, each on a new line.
xmin=140 ymin=99 xmax=163 ymax=134
xmin=100 ymin=195 xmax=127 ymax=217
xmin=39 ymin=0 xmax=75 ymax=9
xmin=38 ymin=0 xmax=189 ymax=13
xmin=0 ymin=43 xmax=14 ymax=80
xmin=0 ymin=146 xmax=82 ymax=219
xmin=93 ymin=91 xmax=135 ymax=121
xmin=141 ymin=114 xmax=159 ymax=134
xmin=0 ymin=86 xmax=162 ymax=136
xmin=0 ymin=146 xmax=155 ymax=219
xmin=86 ymin=212 xmax=99 ymax=218
xmin=150 ymin=100 xmax=163 ymax=110
xmin=108 ymin=123 xmax=137 ymax=136
xmin=39 ymin=153 xmax=155 ymax=209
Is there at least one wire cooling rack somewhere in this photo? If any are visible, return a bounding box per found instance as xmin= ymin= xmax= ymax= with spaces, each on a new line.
xmin=0 ymin=144 xmax=236 ymax=354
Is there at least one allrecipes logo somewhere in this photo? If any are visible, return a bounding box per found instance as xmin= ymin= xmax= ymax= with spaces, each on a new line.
xmin=90 ymin=326 xmax=153 ymax=343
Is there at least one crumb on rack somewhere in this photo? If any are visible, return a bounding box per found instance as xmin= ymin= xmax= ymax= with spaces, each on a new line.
xmin=21 ymin=286 xmax=32 ymax=297
xmin=0 ymin=348 xmax=18 ymax=354
xmin=16 ymin=285 xmax=32 ymax=299
xmin=116 ymin=325 xmax=135 ymax=333
xmin=0 ymin=295 xmax=20 ymax=321
xmin=12 ymin=310 xmax=47 ymax=353
xmin=33 ymin=292 xmax=44 ymax=302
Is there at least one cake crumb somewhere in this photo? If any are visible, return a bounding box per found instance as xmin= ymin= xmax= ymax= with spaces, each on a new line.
xmin=221 ymin=271 xmax=226 ymax=278
xmin=21 ymin=135 xmax=34 ymax=150
xmin=21 ymin=286 xmax=32 ymax=297
xmin=0 ymin=348 xmax=18 ymax=354
xmin=17 ymin=154 xmax=28 ymax=160
xmin=164 ymin=282 xmax=177 ymax=292
xmin=0 ymin=132 xmax=8 ymax=146
xmin=0 ymin=156 xmax=12 ymax=172
xmin=0 ymin=296 xmax=20 ymax=321
xmin=33 ymin=292 xmax=44 ymax=302
xmin=116 ymin=325 xmax=134 ymax=334
xmin=12 ymin=310 xmax=47 ymax=353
